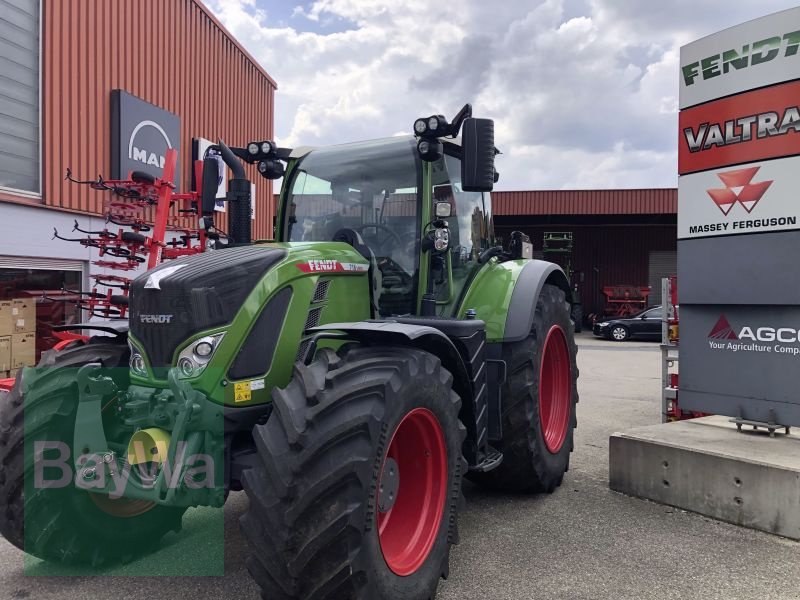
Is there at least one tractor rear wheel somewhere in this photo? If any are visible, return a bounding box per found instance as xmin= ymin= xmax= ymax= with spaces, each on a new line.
xmin=241 ymin=345 xmax=466 ymax=600
xmin=469 ymin=283 xmax=578 ymax=493
xmin=0 ymin=343 xmax=186 ymax=566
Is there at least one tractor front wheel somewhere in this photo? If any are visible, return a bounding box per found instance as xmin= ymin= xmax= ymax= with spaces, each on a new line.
xmin=0 ymin=343 xmax=186 ymax=566
xmin=468 ymin=283 xmax=579 ymax=493
xmin=241 ymin=345 xmax=466 ymax=600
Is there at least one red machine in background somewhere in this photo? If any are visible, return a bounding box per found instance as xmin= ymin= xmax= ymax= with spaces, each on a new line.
xmin=601 ymin=284 xmax=651 ymax=318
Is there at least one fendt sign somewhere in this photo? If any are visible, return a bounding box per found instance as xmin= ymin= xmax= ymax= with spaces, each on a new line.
xmin=111 ymin=90 xmax=181 ymax=190
xmin=678 ymin=7 xmax=800 ymax=427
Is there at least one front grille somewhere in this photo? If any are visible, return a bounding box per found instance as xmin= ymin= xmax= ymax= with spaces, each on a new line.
xmin=129 ymin=246 xmax=286 ymax=372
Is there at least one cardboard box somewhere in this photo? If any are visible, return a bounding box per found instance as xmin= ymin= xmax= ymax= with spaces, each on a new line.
xmin=11 ymin=333 xmax=35 ymax=369
xmin=0 ymin=336 xmax=10 ymax=372
xmin=12 ymin=298 xmax=36 ymax=334
xmin=0 ymin=301 xmax=12 ymax=336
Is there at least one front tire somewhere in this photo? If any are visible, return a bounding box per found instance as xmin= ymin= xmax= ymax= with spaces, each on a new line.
xmin=610 ymin=325 xmax=629 ymax=341
xmin=241 ymin=346 xmax=466 ymax=600
xmin=468 ymin=283 xmax=579 ymax=493
xmin=0 ymin=343 xmax=186 ymax=566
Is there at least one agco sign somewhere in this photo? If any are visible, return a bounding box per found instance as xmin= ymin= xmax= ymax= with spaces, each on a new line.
xmin=111 ymin=90 xmax=181 ymax=190
xmin=708 ymin=315 xmax=800 ymax=356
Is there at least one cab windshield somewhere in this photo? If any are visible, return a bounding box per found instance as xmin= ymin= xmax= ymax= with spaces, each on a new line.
xmin=286 ymin=137 xmax=420 ymax=315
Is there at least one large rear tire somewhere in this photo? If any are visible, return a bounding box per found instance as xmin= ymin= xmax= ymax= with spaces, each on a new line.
xmin=469 ymin=283 xmax=579 ymax=493
xmin=0 ymin=343 xmax=186 ymax=566
xmin=241 ymin=345 xmax=466 ymax=600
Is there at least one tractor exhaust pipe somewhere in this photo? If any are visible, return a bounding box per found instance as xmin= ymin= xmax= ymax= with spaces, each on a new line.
xmin=218 ymin=139 xmax=252 ymax=246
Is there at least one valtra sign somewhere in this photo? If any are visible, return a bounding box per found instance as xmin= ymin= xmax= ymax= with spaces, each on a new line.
xmin=111 ymin=90 xmax=181 ymax=190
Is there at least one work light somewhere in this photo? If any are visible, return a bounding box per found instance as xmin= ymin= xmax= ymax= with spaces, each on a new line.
xmin=414 ymin=118 xmax=428 ymax=134
xmin=247 ymin=142 xmax=259 ymax=155
xmin=260 ymin=141 xmax=274 ymax=154
xmin=417 ymin=138 xmax=443 ymax=162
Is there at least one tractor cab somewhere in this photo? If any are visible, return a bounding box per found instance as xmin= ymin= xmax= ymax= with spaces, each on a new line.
xmin=278 ymin=110 xmax=497 ymax=318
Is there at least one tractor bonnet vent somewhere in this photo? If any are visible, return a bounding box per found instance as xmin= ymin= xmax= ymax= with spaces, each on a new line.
xmin=305 ymin=307 xmax=323 ymax=330
xmin=312 ymin=279 xmax=331 ymax=303
xmin=130 ymin=246 xmax=286 ymax=372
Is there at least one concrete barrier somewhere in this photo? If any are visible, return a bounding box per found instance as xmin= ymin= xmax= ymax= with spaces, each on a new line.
xmin=610 ymin=415 xmax=800 ymax=540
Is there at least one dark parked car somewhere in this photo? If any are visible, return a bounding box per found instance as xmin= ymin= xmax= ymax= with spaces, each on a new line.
xmin=593 ymin=306 xmax=664 ymax=341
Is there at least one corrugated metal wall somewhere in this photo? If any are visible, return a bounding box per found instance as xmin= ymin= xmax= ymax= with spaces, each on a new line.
xmin=496 ymin=224 xmax=677 ymax=317
xmin=41 ymin=0 xmax=276 ymax=238
xmin=493 ymin=189 xmax=677 ymax=216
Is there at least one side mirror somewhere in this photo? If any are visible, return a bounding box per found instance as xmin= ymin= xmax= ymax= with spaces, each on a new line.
xmin=201 ymin=157 xmax=220 ymax=215
xmin=461 ymin=118 xmax=495 ymax=192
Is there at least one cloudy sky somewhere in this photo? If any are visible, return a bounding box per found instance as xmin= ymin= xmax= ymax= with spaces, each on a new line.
xmin=207 ymin=0 xmax=799 ymax=190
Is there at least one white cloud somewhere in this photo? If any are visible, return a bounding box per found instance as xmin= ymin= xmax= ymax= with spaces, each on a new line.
xmin=208 ymin=0 xmax=799 ymax=189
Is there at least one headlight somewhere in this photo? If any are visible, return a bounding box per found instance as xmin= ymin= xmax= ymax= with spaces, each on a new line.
xmin=128 ymin=341 xmax=148 ymax=376
xmin=414 ymin=118 xmax=427 ymax=134
xmin=247 ymin=142 xmax=259 ymax=155
xmin=427 ymin=116 xmax=440 ymax=131
xmin=175 ymin=333 xmax=225 ymax=379
xmin=195 ymin=341 xmax=213 ymax=357
xmin=260 ymin=141 xmax=274 ymax=154
xmin=597 ymin=322 xmax=611 ymax=328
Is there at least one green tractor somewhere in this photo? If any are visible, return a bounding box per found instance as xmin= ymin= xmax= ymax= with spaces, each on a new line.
xmin=0 ymin=105 xmax=578 ymax=599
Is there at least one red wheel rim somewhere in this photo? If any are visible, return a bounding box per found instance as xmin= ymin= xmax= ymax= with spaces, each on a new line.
xmin=377 ymin=408 xmax=448 ymax=576
xmin=539 ymin=325 xmax=571 ymax=453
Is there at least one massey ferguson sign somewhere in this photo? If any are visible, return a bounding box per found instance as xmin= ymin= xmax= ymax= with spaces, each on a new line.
xmin=678 ymin=157 xmax=800 ymax=238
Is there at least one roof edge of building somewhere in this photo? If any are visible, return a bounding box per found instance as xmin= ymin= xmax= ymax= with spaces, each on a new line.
xmin=194 ymin=0 xmax=278 ymax=89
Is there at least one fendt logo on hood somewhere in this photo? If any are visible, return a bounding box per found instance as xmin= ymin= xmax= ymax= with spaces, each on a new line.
xmin=706 ymin=166 xmax=773 ymax=216
xmin=708 ymin=315 xmax=800 ymax=356
xmin=139 ymin=314 xmax=174 ymax=324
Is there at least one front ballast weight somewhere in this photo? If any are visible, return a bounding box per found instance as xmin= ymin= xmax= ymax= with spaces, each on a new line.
xmin=68 ymin=365 xmax=225 ymax=508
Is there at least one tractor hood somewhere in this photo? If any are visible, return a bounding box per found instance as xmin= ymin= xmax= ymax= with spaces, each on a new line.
xmin=126 ymin=241 xmax=373 ymax=405
xmin=129 ymin=246 xmax=287 ymax=370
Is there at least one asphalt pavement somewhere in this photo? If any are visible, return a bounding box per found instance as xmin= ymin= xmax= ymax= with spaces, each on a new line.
xmin=2 ymin=333 xmax=798 ymax=599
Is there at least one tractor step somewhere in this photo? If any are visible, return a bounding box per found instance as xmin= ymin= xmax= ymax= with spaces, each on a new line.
xmin=469 ymin=448 xmax=503 ymax=473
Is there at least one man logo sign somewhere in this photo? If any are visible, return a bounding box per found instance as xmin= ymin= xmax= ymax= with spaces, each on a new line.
xmin=129 ymin=120 xmax=173 ymax=169
xmin=111 ymin=90 xmax=181 ymax=189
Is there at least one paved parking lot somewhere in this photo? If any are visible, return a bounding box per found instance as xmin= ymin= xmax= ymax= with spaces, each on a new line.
xmin=2 ymin=333 xmax=799 ymax=599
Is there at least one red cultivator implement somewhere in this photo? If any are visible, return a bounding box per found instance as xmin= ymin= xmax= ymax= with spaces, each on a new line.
xmin=601 ymin=285 xmax=650 ymax=318
xmin=50 ymin=149 xmax=221 ymax=320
